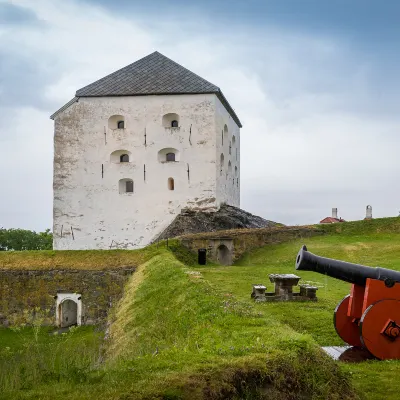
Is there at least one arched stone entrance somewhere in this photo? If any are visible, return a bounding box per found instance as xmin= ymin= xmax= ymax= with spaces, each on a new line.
xmin=217 ymin=244 xmax=232 ymax=266
xmin=55 ymin=292 xmax=82 ymax=327
xmin=59 ymin=300 xmax=78 ymax=327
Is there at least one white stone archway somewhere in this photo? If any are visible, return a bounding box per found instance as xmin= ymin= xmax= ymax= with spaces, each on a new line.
xmin=55 ymin=293 xmax=82 ymax=328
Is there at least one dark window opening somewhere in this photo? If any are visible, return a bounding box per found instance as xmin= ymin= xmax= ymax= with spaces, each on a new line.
xmin=117 ymin=121 xmax=125 ymax=129
xmin=126 ymin=181 xmax=134 ymax=193
xmin=120 ymin=154 xmax=129 ymax=163
xmin=171 ymin=120 xmax=179 ymax=128
xmin=166 ymin=152 xmax=176 ymax=162
xmin=168 ymin=178 xmax=175 ymax=190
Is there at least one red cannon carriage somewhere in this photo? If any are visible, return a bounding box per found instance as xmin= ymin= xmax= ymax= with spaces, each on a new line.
xmin=296 ymin=245 xmax=400 ymax=360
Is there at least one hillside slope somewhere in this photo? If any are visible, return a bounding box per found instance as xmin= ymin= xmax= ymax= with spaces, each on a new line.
xmin=104 ymin=245 xmax=355 ymax=399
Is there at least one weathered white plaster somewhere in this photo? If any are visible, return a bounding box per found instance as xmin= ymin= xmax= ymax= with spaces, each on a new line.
xmin=215 ymin=98 xmax=240 ymax=208
xmin=56 ymin=292 xmax=82 ymax=327
xmin=53 ymin=94 xmax=240 ymax=249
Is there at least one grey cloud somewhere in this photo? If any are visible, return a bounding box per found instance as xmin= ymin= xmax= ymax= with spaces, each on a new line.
xmin=1 ymin=0 xmax=400 ymax=232
xmin=0 ymin=51 xmax=58 ymax=109
xmin=0 ymin=3 xmax=40 ymax=25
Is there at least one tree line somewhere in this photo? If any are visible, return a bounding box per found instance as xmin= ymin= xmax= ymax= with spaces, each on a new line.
xmin=0 ymin=228 xmax=53 ymax=251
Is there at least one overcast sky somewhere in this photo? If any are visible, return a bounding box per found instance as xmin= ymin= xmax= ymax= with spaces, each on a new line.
xmin=1 ymin=0 xmax=399 ymax=230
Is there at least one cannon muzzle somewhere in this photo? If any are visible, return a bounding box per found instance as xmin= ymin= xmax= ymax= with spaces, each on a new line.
xmin=295 ymin=245 xmax=400 ymax=286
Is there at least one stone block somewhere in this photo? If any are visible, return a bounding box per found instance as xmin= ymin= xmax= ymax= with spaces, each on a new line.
xmin=251 ymin=284 xmax=267 ymax=302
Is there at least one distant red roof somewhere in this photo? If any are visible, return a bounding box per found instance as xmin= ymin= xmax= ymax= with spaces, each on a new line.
xmin=319 ymin=217 xmax=346 ymax=224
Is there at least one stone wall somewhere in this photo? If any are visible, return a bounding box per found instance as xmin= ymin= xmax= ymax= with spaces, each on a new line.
xmin=0 ymin=268 xmax=134 ymax=326
xmin=180 ymin=226 xmax=325 ymax=265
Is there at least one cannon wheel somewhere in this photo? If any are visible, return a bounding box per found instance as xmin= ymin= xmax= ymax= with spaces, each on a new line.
xmin=360 ymin=299 xmax=400 ymax=360
xmin=334 ymin=295 xmax=362 ymax=347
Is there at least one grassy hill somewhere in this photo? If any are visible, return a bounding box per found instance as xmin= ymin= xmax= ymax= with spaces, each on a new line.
xmin=196 ymin=217 xmax=400 ymax=399
xmin=2 ymin=217 xmax=400 ymax=399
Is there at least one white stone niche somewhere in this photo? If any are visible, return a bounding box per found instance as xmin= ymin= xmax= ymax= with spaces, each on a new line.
xmin=55 ymin=292 xmax=82 ymax=328
xmin=158 ymin=148 xmax=180 ymax=162
xmin=162 ymin=113 xmax=180 ymax=128
xmin=108 ymin=115 xmax=125 ymax=130
xmin=110 ymin=149 xmax=131 ymax=163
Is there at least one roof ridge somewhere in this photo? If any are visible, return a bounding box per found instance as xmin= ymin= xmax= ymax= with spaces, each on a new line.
xmin=52 ymin=52 xmax=242 ymax=126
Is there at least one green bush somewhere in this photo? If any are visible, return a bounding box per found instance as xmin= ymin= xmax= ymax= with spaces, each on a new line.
xmin=0 ymin=228 xmax=52 ymax=251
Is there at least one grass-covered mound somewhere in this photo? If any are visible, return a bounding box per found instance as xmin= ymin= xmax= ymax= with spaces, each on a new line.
xmin=105 ymin=248 xmax=355 ymax=399
xmin=0 ymin=245 xmax=356 ymax=399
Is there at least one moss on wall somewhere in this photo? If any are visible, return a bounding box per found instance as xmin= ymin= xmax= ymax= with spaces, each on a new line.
xmin=0 ymin=268 xmax=134 ymax=326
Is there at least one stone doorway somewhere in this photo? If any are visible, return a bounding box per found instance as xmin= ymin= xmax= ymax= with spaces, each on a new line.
xmin=59 ymin=300 xmax=78 ymax=328
xmin=217 ymin=244 xmax=232 ymax=266
xmin=55 ymin=292 xmax=82 ymax=327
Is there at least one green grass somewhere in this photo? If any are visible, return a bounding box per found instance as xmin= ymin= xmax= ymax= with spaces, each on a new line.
xmin=3 ymin=217 xmax=400 ymax=399
xmin=0 ymin=325 xmax=103 ymax=397
xmin=0 ymin=245 xmax=355 ymax=399
xmin=0 ymin=246 xmax=159 ymax=270
xmin=192 ymin=218 xmax=400 ymax=399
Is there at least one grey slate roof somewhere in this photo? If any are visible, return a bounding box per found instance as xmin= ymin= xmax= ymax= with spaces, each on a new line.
xmin=50 ymin=97 xmax=79 ymax=120
xmin=55 ymin=51 xmax=241 ymax=126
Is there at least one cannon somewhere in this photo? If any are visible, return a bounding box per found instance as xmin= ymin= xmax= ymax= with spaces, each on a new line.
xmin=296 ymin=245 xmax=400 ymax=360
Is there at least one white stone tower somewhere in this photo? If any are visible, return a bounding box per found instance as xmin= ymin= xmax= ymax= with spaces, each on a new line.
xmin=51 ymin=52 xmax=241 ymax=250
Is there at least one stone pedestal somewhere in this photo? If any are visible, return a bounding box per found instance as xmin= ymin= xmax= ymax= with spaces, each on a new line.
xmin=251 ymin=285 xmax=267 ymax=302
xmin=299 ymin=284 xmax=318 ymax=299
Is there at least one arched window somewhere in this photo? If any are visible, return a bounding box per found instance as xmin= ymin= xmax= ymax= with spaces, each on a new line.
xmin=168 ymin=177 xmax=175 ymax=190
xmin=223 ymin=124 xmax=228 ymax=141
xmin=162 ymin=113 xmax=180 ymax=128
xmin=119 ymin=179 xmax=134 ymax=194
xmin=110 ymin=150 xmax=131 ymax=163
xmin=166 ymin=153 xmax=176 ymax=162
xmin=108 ymin=115 xmax=125 ymax=130
xmin=120 ymin=154 xmax=129 ymax=163
xmin=228 ymin=161 xmax=232 ymax=175
xmin=158 ymin=148 xmax=180 ymax=162
xmin=235 ymin=166 xmax=238 ymax=176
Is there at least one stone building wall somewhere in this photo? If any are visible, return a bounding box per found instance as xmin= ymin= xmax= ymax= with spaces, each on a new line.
xmin=53 ymin=93 xmax=240 ymax=250
xmin=180 ymin=226 xmax=325 ymax=265
xmin=0 ymin=268 xmax=134 ymax=326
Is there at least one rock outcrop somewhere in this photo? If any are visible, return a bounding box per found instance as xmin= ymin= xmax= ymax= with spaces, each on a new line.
xmin=155 ymin=204 xmax=279 ymax=241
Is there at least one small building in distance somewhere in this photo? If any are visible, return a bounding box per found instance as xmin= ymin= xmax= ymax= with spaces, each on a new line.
xmin=319 ymin=208 xmax=345 ymax=224
xmin=364 ymin=205 xmax=373 ymax=220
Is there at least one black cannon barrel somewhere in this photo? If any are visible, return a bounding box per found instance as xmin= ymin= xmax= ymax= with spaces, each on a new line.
xmin=295 ymin=245 xmax=400 ymax=286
